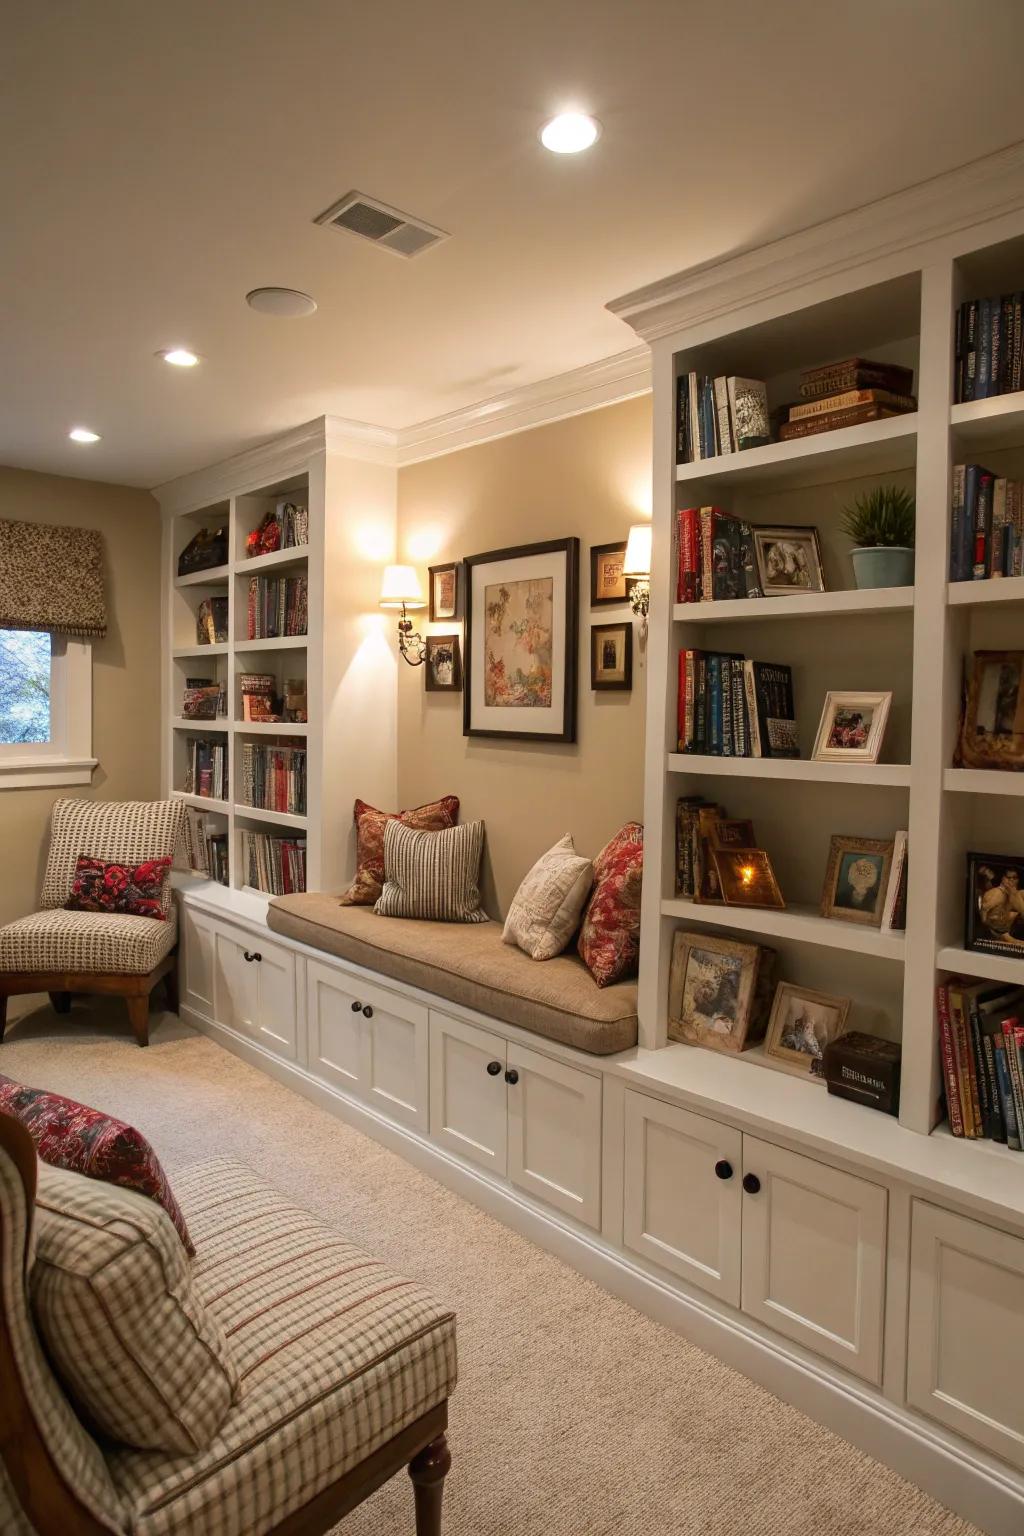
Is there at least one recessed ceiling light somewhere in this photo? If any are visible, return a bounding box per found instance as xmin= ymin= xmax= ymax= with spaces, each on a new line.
xmin=540 ymin=112 xmax=601 ymax=154
xmin=245 ymin=287 xmax=318 ymax=318
xmin=68 ymin=427 xmax=101 ymax=444
xmin=159 ymin=347 xmax=200 ymax=367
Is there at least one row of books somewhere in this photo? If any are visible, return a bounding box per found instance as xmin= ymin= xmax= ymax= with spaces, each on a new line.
xmin=676 ymin=507 xmax=762 ymax=603
xmin=245 ymin=500 xmax=308 ymax=556
xmin=778 ymin=357 xmax=916 ymax=442
xmin=948 ymin=464 xmax=1024 ymax=581
xmin=196 ymin=597 xmax=229 ymax=646
xmin=182 ymin=678 xmax=226 ymax=720
xmin=675 ymin=374 xmax=769 ymax=463
xmin=937 ymin=978 xmax=1024 ymax=1145
xmin=678 ymin=651 xmax=797 ymax=758
xmin=242 ymin=832 xmax=306 ymax=895
xmin=187 ymin=810 xmax=229 ymax=886
xmin=183 ymin=738 xmax=228 ymax=801
xmin=247 ymin=575 xmax=308 ymax=640
xmin=240 ymin=743 xmax=307 ymax=816
xmin=955 ymin=293 xmax=1024 ymax=403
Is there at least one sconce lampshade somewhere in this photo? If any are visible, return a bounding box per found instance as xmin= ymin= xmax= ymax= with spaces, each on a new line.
xmin=622 ymin=523 xmax=652 ymax=577
xmin=379 ymin=564 xmax=426 ymax=609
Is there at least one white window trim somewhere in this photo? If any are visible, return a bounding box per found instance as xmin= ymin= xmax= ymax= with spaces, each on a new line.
xmin=0 ymin=637 xmax=97 ymax=789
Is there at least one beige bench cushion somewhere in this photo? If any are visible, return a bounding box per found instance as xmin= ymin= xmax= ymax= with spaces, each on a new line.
xmin=0 ymin=905 xmax=177 ymax=976
xmin=107 ymin=1159 xmax=456 ymax=1536
xmin=268 ymin=896 xmax=638 ymax=1055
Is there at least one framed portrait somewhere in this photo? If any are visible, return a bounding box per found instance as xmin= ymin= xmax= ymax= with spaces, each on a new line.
xmin=667 ymin=930 xmax=774 ymax=1053
xmin=424 ymin=633 xmax=462 ymax=693
xmin=463 ymin=538 xmax=579 ymax=742
xmin=965 ymin=851 xmax=1024 ymax=958
xmin=820 ymin=834 xmax=895 ymax=927
xmin=428 ymin=562 xmax=460 ymax=622
xmin=764 ymin=983 xmax=851 ymax=1080
xmin=958 ymin=651 xmax=1024 ymax=771
xmin=752 ymin=526 xmax=826 ymax=597
xmin=713 ymin=847 xmax=785 ymax=909
xmin=812 ymin=690 xmax=892 ymax=764
xmin=590 ymin=540 xmax=634 ymax=607
xmin=591 ymin=621 xmax=632 ymax=691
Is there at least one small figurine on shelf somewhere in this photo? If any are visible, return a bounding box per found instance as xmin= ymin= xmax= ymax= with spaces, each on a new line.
xmin=246 ymin=511 xmax=283 ymax=559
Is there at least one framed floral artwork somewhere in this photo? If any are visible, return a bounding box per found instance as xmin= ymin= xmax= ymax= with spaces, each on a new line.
xmin=463 ymin=538 xmax=579 ymax=742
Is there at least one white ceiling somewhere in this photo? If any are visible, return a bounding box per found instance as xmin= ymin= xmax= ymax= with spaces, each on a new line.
xmin=4 ymin=0 xmax=1024 ymax=488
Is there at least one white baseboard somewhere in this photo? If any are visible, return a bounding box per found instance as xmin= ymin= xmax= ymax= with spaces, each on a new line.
xmin=183 ymin=1006 xmax=1024 ymax=1536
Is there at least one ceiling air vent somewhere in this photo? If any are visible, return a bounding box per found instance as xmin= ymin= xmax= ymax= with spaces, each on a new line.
xmin=314 ymin=192 xmax=449 ymax=259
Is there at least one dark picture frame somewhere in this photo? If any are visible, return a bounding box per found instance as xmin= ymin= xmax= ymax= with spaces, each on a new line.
xmin=590 ymin=540 xmax=635 ymax=607
xmin=590 ymin=621 xmax=632 ymax=691
xmin=965 ymin=850 xmax=1024 ymax=958
xmin=424 ymin=633 xmax=462 ymax=693
xmin=428 ymin=562 xmax=460 ymax=622
xmin=463 ymin=537 xmax=579 ymax=742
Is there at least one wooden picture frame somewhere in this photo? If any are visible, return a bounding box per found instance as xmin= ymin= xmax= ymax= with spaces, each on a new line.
xmin=965 ymin=849 xmax=1024 ymax=958
xmin=590 ymin=540 xmax=635 ymax=607
xmin=820 ymin=834 xmax=895 ymax=927
xmin=812 ymin=690 xmax=892 ymax=764
xmin=714 ymin=847 xmax=785 ymax=909
xmin=590 ymin=621 xmax=632 ymax=691
xmin=764 ymin=982 xmax=851 ymax=1080
xmin=424 ymin=633 xmax=462 ymax=693
xmin=667 ymin=929 xmax=774 ymax=1054
xmin=752 ymin=526 xmax=826 ymax=596
xmin=428 ymin=562 xmax=460 ymax=622
xmin=463 ymin=538 xmax=579 ymax=742
xmin=958 ymin=651 xmax=1024 ymax=771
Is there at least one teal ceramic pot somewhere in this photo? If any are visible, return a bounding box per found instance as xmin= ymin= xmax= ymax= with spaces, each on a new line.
xmin=850 ymin=546 xmax=914 ymax=589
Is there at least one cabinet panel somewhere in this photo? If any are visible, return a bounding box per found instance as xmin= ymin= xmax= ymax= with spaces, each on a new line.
xmin=306 ymin=960 xmax=428 ymax=1131
xmin=365 ymin=1001 xmax=429 ymax=1132
xmin=181 ymin=905 xmax=215 ymax=1019
xmin=741 ymin=1136 xmax=887 ymax=1384
xmin=212 ymin=926 xmax=259 ymax=1040
xmin=429 ymin=1011 xmax=507 ymax=1175
xmin=908 ymin=1201 xmax=1024 ymax=1471
xmin=507 ymin=1043 xmax=602 ymax=1229
xmin=209 ymin=920 xmax=295 ymax=1060
xmin=307 ymin=959 xmax=364 ymax=1093
xmin=253 ymin=938 xmax=297 ymax=1060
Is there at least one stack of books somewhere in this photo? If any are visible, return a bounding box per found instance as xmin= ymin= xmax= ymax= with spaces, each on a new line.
xmin=240 ymin=743 xmax=306 ymax=816
xmin=678 ymin=652 xmax=797 ymax=758
xmin=676 ymin=507 xmax=763 ymax=603
xmin=937 ymin=978 xmax=1024 ymax=1145
xmin=778 ymin=357 xmax=916 ymax=442
xmin=274 ymin=501 xmax=308 ymax=550
xmin=247 ymin=574 xmax=308 ymax=640
xmin=239 ymin=672 xmax=277 ymax=721
xmin=183 ymin=738 xmax=227 ymax=801
xmin=949 ymin=464 xmax=1024 ymax=580
xmin=242 ymin=832 xmax=307 ymax=895
xmin=182 ymin=678 xmax=226 ymax=719
xmin=187 ymin=809 xmax=228 ymax=886
xmin=955 ymin=293 xmax=1024 ymax=402
xmin=675 ymin=374 xmax=769 ymax=463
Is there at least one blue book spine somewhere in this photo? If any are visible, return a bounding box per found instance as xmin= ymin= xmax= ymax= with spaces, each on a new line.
xmin=707 ymin=655 xmax=721 ymax=755
xmin=994 ymin=1038 xmax=1021 ymax=1150
xmin=949 ymin=464 xmax=966 ymax=581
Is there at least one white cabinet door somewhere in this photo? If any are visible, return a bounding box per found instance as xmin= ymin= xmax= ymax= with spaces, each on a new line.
xmin=429 ymin=1011 xmax=507 ymax=1175
xmin=210 ymin=922 xmax=295 ymax=1060
xmin=907 ymin=1201 xmax=1024 ymax=1471
xmin=622 ymin=1091 xmax=742 ymax=1305
xmin=251 ymin=937 xmax=297 ymax=1061
xmin=307 ymin=958 xmax=365 ymax=1094
xmin=212 ymin=925 xmax=259 ymax=1040
xmin=181 ymin=905 xmax=215 ymax=1019
xmin=506 ymin=1043 xmax=602 ymax=1229
xmin=306 ymin=962 xmax=429 ymax=1131
xmin=740 ymin=1137 xmax=887 ymax=1384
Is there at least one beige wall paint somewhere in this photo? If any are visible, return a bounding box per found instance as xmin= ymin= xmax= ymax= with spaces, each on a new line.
xmin=396 ymin=395 xmax=652 ymax=918
xmin=0 ymin=467 xmax=162 ymax=925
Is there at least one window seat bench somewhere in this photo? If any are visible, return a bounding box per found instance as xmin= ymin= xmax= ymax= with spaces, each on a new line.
xmin=266 ymin=895 xmax=638 ymax=1055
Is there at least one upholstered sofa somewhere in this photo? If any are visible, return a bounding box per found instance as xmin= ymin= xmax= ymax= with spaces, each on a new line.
xmin=0 ymin=1111 xmax=457 ymax=1535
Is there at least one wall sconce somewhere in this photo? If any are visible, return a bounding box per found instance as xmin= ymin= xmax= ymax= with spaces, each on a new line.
xmin=623 ymin=524 xmax=652 ymax=624
xmin=379 ymin=564 xmax=427 ymax=666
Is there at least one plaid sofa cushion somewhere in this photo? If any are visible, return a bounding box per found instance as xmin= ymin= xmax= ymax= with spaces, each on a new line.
xmin=107 ymin=1159 xmax=457 ymax=1536
xmin=0 ymin=904 xmax=177 ymax=975
xmin=40 ymin=798 xmax=186 ymax=912
xmin=31 ymin=1163 xmax=238 ymax=1455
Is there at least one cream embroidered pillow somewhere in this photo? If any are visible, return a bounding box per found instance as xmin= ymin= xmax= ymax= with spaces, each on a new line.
xmin=503 ymin=834 xmax=594 ymax=960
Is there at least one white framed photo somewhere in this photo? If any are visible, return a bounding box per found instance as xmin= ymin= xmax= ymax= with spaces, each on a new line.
xmin=812 ymin=690 xmax=892 ymax=764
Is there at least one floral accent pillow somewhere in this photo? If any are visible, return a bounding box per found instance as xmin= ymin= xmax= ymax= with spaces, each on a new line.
xmin=65 ymin=855 xmax=172 ymax=920
xmin=577 ymin=822 xmax=644 ymax=988
xmin=339 ymin=795 xmax=460 ymax=906
xmin=0 ymin=1075 xmax=193 ymax=1254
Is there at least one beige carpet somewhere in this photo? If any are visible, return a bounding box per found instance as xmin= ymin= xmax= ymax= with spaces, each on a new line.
xmin=1 ymin=998 xmax=982 ymax=1536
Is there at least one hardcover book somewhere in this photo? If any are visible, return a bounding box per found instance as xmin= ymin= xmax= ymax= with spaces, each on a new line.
xmin=742 ymin=660 xmax=799 ymax=758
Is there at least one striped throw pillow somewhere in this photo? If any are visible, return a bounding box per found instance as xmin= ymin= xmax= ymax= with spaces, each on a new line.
xmin=375 ymin=818 xmax=489 ymax=923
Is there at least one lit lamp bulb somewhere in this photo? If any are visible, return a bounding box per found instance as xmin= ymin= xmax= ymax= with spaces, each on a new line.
xmin=379 ymin=565 xmax=427 ymax=666
xmin=623 ymin=524 xmax=652 ymax=622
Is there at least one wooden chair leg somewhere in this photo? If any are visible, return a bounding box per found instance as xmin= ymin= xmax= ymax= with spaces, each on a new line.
xmin=409 ymin=1433 xmax=450 ymax=1536
xmin=125 ymin=995 xmax=150 ymax=1048
xmin=0 ymin=995 xmax=7 ymax=1043
xmin=164 ymin=964 xmax=179 ymax=1014
xmin=49 ymin=991 xmax=72 ymax=1014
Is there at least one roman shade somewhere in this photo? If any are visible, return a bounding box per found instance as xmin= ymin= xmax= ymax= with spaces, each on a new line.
xmin=0 ymin=519 xmax=107 ymax=638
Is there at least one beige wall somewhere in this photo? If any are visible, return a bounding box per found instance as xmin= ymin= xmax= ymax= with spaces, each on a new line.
xmin=396 ymin=395 xmax=652 ymax=917
xmin=0 ymin=467 xmax=162 ymax=925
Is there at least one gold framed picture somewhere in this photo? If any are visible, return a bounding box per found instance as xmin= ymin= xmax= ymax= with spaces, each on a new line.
xmin=958 ymin=651 xmax=1024 ymax=771
xmin=820 ymin=834 xmax=895 ymax=927
xmin=713 ymin=847 xmax=785 ymax=909
xmin=590 ymin=540 xmax=635 ymax=607
xmin=764 ymin=983 xmax=851 ymax=1080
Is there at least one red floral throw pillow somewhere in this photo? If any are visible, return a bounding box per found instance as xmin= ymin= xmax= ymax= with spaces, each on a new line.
xmin=65 ymin=855 xmax=172 ymax=920
xmin=578 ymin=822 xmax=644 ymax=988
xmin=339 ymin=795 xmax=460 ymax=906
xmin=0 ymin=1076 xmax=193 ymax=1254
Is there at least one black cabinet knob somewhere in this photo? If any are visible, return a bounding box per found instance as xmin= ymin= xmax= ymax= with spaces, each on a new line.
xmin=486 ymin=1060 xmax=502 ymax=1076
xmin=362 ymin=1004 xmax=373 ymax=1019
xmin=254 ymin=953 xmax=262 ymax=963
xmin=351 ymin=1000 xmax=362 ymax=1012
xmin=714 ymin=1159 xmax=733 ymax=1181
xmin=243 ymin=950 xmax=262 ymax=963
xmin=505 ymin=1068 xmax=519 ymax=1085
xmin=742 ymin=1173 xmax=761 ymax=1195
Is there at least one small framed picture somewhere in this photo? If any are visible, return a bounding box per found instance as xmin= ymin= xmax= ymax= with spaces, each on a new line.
xmin=425 ymin=633 xmax=462 ymax=693
xmin=813 ymin=690 xmax=892 ymax=764
xmin=709 ymin=818 xmax=757 ymax=851
xmin=590 ymin=540 xmax=635 ymax=607
xmin=752 ymin=526 xmax=826 ymax=596
xmin=667 ymin=929 xmax=774 ymax=1054
xmin=965 ymin=851 xmax=1024 ymax=957
xmin=428 ymin=562 xmax=460 ymax=622
xmin=714 ymin=847 xmax=785 ymax=909
xmin=591 ymin=621 xmax=632 ymax=691
xmin=764 ymin=983 xmax=851 ymax=1079
xmin=820 ymin=835 xmax=895 ymax=927
xmin=958 ymin=651 xmax=1024 ymax=771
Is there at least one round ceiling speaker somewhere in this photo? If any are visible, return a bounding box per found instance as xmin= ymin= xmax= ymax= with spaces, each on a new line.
xmin=245 ymin=287 xmax=318 ymax=318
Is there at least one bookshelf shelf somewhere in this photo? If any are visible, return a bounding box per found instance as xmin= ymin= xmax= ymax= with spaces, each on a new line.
xmin=673 ymin=413 xmax=917 ymax=492
xmin=937 ymin=945 xmax=1024 ymax=988
xmin=175 ymin=564 xmax=230 ymax=588
xmin=950 ymin=394 xmax=1024 ymax=451
xmin=943 ymin=768 xmax=1024 ymax=796
xmin=673 ymin=587 xmax=913 ymax=624
xmin=172 ymin=790 xmax=230 ymax=815
xmin=659 ymin=897 xmax=906 ymax=960
xmin=668 ymin=754 xmax=911 ymax=787
xmin=171 ymin=717 xmax=229 ymax=733
xmin=234 ymin=804 xmax=308 ymax=830
xmin=236 ymin=635 xmax=308 ymax=652
xmin=235 ymin=546 xmax=310 ymax=574
xmin=235 ymin=721 xmax=309 ymax=736
xmin=947 ymin=574 xmax=1024 ymax=607
xmin=172 ymin=643 xmax=229 ymax=659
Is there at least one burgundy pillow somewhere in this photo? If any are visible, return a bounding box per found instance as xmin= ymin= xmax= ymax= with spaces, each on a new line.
xmin=339 ymin=795 xmax=460 ymax=907
xmin=0 ymin=1077 xmax=193 ymax=1255
xmin=65 ymin=855 xmax=171 ymax=920
xmin=577 ymin=823 xmax=644 ymax=988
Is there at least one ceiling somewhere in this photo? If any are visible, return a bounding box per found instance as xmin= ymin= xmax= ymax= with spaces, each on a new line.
xmin=4 ymin=0 xmax=1024 ymax=489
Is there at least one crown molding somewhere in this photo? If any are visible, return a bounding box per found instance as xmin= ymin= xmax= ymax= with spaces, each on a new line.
xmin=608 ymin=141 xmax=1024 ymax=343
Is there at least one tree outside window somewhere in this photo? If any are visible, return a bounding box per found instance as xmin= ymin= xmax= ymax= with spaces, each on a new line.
xmin=0 ymin=629 xmax=51 ymax=744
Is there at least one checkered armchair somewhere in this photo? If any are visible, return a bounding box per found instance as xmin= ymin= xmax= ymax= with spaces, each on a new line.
xmin=0 ymin=800 xmax=187 ymax=1047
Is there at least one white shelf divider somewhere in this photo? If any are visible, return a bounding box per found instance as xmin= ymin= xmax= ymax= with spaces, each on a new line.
xmin=937 ymin=945 xmax=1024 ymax=987
xmin=172 ymin=643 xmax=229 ymax=659
xmin=235 ymin=720 xmax=309 ymax=736
xmin=234 ymin=546 xmax=310 ymax=574
xmin=175 ymin=564 xmax=230 ymax=588
xmin=659 ymin=897 xmax=906 ymax=959
xmin=233 ymin=803 xmax=308 ymax=830
xmin=673 ymin=587 xmax=913 ymax=624
xmin=944 ymin=768 xmax=1024 ymax=796
xmin=171 ymin=717 xmax=230 ymax=733
xmin=950 ymin=393 xmax=1024 ymax=450
xmin=235 ymin=634 xmax=309 ymax=652
xmin=668 ymin=754 xmax=911 ymax=787
xmin=947 ymin=574 xmax=1024 ymax=607
xmin=674 ymin=413 xmax=917 ymax=490
xmin=171 ymin=790 xmax=230 ymax=815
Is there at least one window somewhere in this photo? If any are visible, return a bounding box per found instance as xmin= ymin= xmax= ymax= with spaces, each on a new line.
xmin=0 ymin=628 xmax=95 ymax=787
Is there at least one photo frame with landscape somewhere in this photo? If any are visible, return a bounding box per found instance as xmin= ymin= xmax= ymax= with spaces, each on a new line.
xmin=812 ymin=690 xmax=892 ymax=764
xmin=752 ymin=526 xmax=826 ymax=597
xmin=425 ymin=633 xmax=462 ymax=693
xmin=590 ymin=540 xmax=634 ymax=607
xmin=590 ymin=621 xmax=632 ymax=691
xmin=820 ymin=834 xmax=895 ymax=927
xmin=667 ymin=929 xmax=773 ymax=1054
xmin=428 ymin=562 xmax=460 ymax=622
xmin=958 ymin=651 xmax=1024 ymax=771
xmin=764 ymin=982 xmax=851 ymax=1080
xmin=965 ymin=850 xmax=1024 ymax=958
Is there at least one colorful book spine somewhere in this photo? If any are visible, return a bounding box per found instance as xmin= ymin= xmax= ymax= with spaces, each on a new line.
xmin=937 ymin=984 xmax=964 ymax=1138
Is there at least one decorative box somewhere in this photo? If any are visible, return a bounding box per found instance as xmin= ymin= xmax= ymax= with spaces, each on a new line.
xmin=823 ymin=1031 xmax=901 ymax=1116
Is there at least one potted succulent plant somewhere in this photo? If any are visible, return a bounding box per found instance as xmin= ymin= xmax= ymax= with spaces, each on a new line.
xmin=840 ymin=485 xmax=916 ymax=589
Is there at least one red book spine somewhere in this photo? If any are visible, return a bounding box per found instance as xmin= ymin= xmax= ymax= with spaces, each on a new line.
xmin=676 ymin=509 xmax=699 ymax=603
xmin=936 ymin=984 xmax=964 ymax=1137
